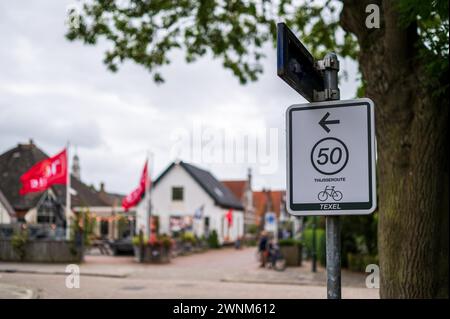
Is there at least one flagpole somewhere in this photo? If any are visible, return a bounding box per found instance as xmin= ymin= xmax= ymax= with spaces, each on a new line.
xmin=65 ymin=142 xmax=71 ymax=240
xmin=147 ymin=151 xmax=154 ymax=240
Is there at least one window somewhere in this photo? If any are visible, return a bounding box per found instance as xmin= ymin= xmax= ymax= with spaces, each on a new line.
xmin=37 ymin=194 xmax=57 ymax=224
xmin=172 ymin=187 xmax=184 ymax=201
xmin=37 ymin=209 xmax=56 ymax=224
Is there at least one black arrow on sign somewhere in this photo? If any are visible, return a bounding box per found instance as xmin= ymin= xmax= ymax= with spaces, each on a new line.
xmin=319 ymin=112 xmax=340 ymax=133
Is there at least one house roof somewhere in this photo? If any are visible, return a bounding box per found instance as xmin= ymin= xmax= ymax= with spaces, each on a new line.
xmin=0 ymin=142 xmax=110 ymax=211
xmin=59 ymin=177 xmax=109 ymax=207
xmin=222 ymin=180 xmax=246 ymax=202
xmin=253 ymin=190 xmax=286 ymax=221
xmin=153 ymin=161 xmax=244 ymax=210
xmin=98 ymin=190 xmax=124 ymax=207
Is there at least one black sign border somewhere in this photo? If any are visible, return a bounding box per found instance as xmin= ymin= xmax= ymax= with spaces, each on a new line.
xmin=288 ymin=101 xmax=374 ymax=212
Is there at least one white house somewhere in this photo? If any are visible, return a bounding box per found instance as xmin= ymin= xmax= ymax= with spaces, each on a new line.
xmin=0 ymin=189 xmax=15 ymax=224
xmin=136 ymin=161 xmax=244 ymax=245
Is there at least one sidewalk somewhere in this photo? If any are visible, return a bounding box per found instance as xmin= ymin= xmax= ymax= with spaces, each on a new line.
xmin=0 ymin=248 xmax=379 ymax=299
xmin=0 ymin=281 xmax=38 ymax=299
xmin=221 ymin=260 xmax=369 ymax=288
xmin=0 ymin=257 xmax=134 ymax=278
xmin=218 ymin=259 xmax=380 ymax=299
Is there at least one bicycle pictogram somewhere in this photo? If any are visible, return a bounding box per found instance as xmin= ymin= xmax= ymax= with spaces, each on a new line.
xmin=317 ymin=185 xmax=343 ymax=202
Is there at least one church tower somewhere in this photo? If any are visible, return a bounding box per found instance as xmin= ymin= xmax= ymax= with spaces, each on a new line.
xmin=72 ymin=152 xmax=81 ymax=180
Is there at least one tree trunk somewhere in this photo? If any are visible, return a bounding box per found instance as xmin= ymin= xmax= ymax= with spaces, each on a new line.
xmin=341 ymin=0 xmax=448 ymax=298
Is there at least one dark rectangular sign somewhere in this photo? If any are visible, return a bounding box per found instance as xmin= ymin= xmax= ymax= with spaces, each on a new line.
xmin=277 ymin=23 xmax=324 ymax=102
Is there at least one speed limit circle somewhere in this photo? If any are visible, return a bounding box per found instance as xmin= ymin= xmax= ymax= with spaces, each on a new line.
xmin=311 ymin=137 xmax=349 ymax=175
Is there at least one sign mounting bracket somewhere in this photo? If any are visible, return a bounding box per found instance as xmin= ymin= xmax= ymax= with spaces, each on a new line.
xmin=313 ymin=53 xmax=340 ymax=102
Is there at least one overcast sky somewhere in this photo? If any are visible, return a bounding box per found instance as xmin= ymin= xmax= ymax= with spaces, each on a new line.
xmin=0 ymin=1 xmax=359 ymax=195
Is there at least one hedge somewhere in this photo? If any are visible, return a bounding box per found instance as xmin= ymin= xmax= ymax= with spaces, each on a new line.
xmin=302 ymin=228 xmax=326 ymax=266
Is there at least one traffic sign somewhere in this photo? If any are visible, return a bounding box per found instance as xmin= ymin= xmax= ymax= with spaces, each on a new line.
xmin=286 ymin=98 xmax=376 ymax=215
xmin=264 ymin=212 xmax=277 ymax=233
xmin=277 ymin=22 xmax=324 ymax=102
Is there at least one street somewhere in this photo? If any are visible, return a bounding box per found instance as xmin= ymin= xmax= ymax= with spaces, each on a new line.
xmin=0 ymin=247 xmax=379 ymax=299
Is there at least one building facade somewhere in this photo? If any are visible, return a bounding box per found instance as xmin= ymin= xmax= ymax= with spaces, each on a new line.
xmin=0 ymin=190 xmax=15 ymax=224
xmin=136 ymin=161 xmax=244 ymax=244
xmin=0 ymin=141 xmax=130 ymax=240
xmin=222 ymin=168 xmax=256 ymax=234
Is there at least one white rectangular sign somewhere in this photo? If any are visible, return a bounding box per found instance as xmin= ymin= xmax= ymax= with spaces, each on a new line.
xmin=286 ymin=98 xmax=376 ymax=216
xmin=264 ymin=212 xmax=277 ymax=233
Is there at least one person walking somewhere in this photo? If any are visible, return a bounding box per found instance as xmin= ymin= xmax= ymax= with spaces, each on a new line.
xmin=258 ymin=231 xmax=269 ymax=267
xmin=234 ymin=236 xmax=241 ymax=249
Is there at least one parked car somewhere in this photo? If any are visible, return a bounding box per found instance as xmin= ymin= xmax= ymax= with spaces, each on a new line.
xmin=108 ymin=236 xmax=134 ymax=256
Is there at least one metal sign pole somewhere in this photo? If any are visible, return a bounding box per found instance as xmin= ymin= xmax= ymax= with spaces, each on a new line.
xmin=312 ymin=216 xmax=317 ymax=273
xmin=326 ymin=215 xmax=341 ymax=298
xmin=315 ymin=52 xmax=342 ymax=299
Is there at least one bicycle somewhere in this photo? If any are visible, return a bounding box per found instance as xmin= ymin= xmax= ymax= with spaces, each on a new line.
xmin=255 ymin=247 xmax=286 ymax=271
xmin=317 ymin=185 xmax=343 ymax=201
xmin=267 ymin=245 xmax=287 ymax=271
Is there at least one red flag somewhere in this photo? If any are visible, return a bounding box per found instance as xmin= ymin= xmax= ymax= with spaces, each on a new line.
xmin=140 ymin=160 xmax=150 ymax=190
xmin=226 ymin=208 xmax=233 ymax=227
xmin=122 ymin=161 xmax=149 ymax=211
xmin=121 ymin=186 xmax=145 ymax=211
xmin=19 ymin=149 xmax=68 ymax=195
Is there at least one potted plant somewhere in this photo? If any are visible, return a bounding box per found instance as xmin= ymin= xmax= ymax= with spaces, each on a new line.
xmin=278 ymin=238 xmax=303 ymax=267
xmin=132 ymin=234 xmax=173 ymax=263
xmin=180 ymin=232 xmax=196 ymax=254
xmin=151 ymin=234 xmax=173 ymax=263
xmin=132 ymin=235 xmax=146 ymax=262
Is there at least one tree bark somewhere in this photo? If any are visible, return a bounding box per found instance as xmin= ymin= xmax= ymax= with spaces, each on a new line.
xmin=341 ymin=0 xmax=449 ymax=298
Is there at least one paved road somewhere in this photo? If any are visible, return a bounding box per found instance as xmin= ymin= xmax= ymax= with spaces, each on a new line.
xmin=0 ymin=280 xmax=37 ymax=299
xmin=0 ymin=247 xmax=379 ymax=299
